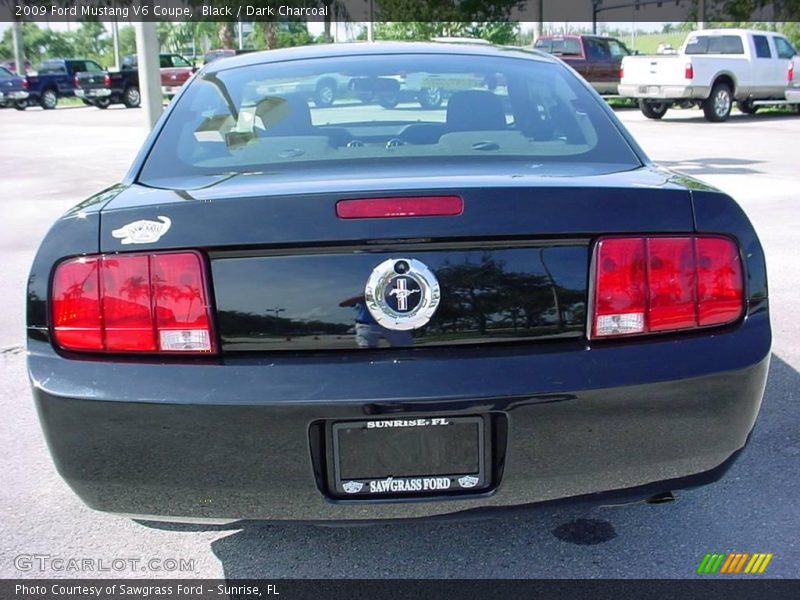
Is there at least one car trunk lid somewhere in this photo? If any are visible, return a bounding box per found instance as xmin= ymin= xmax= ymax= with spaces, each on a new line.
xmin=100 ymin=167 xmax=694 ymax=352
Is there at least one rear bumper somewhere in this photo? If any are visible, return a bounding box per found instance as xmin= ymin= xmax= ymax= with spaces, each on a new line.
xmin=75 ymin=88 xmax=111 ymax=99
xmin=786 ymin=88 xmax=800 ymax=104
xmin=29 ymin=312 xmax=770 ymax=522
xmin=619 ymin=84 xmax=709 ymax=100
xmin=0 ymin=90 xmax=28 ymax=100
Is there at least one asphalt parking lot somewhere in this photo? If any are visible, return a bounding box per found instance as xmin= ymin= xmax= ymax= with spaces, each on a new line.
xmin=1 ymin=103 xmax=798 ymax=579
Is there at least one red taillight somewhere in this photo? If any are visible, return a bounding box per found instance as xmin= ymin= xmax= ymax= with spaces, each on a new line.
xmin=336 ymin=196 xmax=463 ymax=219
xmin=591 ymin=236 xmax=743 ymax=339
xmin=22 ymin=78 xmax=28 ymax=90
xmin=593 ymin=238 xmax=647 ymax=336
xmin=789 ymin=62 xmax=795 ymax=82
xmin=103 ymin=73 xmax=111 ymax=87
xmin=51 ymin=257 xmax=103 ymax=351
xmin=695 ymin=237 xmax=744 ymax=327
xmin=619 ymin=64 xmax=624 ymax=80
xmin=685 ymin=63 xmax=694 ymax=80
xmin=74 ymin=75 xmax=80 ymax=88
xmin=51 ymin=251 xmax=215 ymax=354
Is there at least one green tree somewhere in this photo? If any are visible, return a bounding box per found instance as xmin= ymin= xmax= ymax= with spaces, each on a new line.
xmin=464 ymin=22 xmax=518 ymax=44
xmin=251 ymin=22 xmax=313 ymax=50
xmin=375 ymin=0 xmax=523 ymax=22
xmin=70 ymin=22 xmax=109 ymax=62
xmin=373 ymin=21 xmax=517 ymax=44
xmin=0 ymin=22 xmax=46 ymax=63
xmin=118 ymin=25 xmax=136 ymax=58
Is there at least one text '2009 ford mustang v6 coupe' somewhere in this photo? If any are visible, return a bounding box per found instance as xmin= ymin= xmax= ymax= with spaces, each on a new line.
xmin=27 ymin=42 xmax=770 ymax=523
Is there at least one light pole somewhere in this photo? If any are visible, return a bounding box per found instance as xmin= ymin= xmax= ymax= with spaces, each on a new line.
xmin=134 ymin=22 xmax=163 ymax=130
xmin=12 ymin=19 xmax=25 ymax=75
xmin=367 ymin=0 xmax=374 ymax=42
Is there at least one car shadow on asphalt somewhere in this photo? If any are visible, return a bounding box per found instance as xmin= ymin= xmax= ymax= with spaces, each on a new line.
xmin=137 ymin=353 xmax=798 ymax=578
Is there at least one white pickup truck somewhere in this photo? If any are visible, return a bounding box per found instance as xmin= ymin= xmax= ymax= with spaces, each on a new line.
xmin=786 ymin=56 xmax=800 ymax=110
xmin=619 ymin=28 xmax=798 ymax=122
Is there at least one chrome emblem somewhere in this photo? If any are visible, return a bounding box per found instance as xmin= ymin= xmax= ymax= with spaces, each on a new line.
xmin=365 ymin=258 xmax=440 ymax=331
xmin=111 ymin=216 xmax=171 ymax=245
xmin=342 ymin=481 xmax=363 ymax=494
xmin=389 ymin=277 xmax=420 ymax=311
xmin=458 ymin=475 xmax=479 ymax=489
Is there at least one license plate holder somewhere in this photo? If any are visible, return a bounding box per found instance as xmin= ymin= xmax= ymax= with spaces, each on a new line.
xmin=331 ymin=416 xmax=487 ymax=497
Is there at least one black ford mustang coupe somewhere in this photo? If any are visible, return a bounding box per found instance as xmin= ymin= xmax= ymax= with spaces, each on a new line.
xmin=27 ymin=42 xmax=770 ymax=523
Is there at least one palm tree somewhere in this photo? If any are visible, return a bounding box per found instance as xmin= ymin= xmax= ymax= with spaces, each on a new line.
xmin=183 ymin=285 xmax=202 ymax=322
xmin=219 ymin=23 xmax=235 ymax=49
xmin=319 ymin=0 xmax=353 ymax=43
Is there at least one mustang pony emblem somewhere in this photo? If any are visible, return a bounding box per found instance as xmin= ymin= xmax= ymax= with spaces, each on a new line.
xmin=112 ymin=216 xmax=171 ymax=245
xmin=388 ymin=279 xmax=421 ymax=312
xmin=364 ymin=258 xmax=441 ymax=331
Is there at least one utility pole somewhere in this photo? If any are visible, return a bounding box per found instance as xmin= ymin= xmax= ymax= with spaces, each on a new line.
xmin=134 ymin=22 xmax=163 ymax=130
xmin=698 ymin=0 xmax=706 ymax=30
xmin=533 ymin=0 xmax=544 ymax=44
xmin=12 ymin=19 xmax=25 ymax=75
xmin=111 ymin=18 xmax=121 ymax=71
xmin=367 ymin=0 xmax=374 ymax=42
xmin=238 ymin=20 xmax=244 ymax=50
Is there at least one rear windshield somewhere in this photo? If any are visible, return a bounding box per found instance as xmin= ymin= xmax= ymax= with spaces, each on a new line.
xmin=534 ymin=38 xmax=583 ymax=56
xmin=37 ymin=60 xmax=66 ymax=75
xmin=138 ymin=52 xmax=641 ymax=188
xmin=685 ymin=35 xmax=745 ymax=55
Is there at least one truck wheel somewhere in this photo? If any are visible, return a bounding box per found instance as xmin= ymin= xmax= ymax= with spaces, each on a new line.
xmin=736 ymin=99 xmax=758 ymax=115
xmin=313 ymin=79 xmax=336 ymax=108
xmin=639 ymin=100 xmax=669 ymax=120
xmin=703 ymin=83 xmax=733 ymax=122
xmin=13 ymin=100 xmax=27 ymax=111
xmin=40 ymin=89 xmax=58 ymax=110
xmin=418 ymin=87 xmax=443 ymax=109
xmin=377 ymin=93 xmax=399 ymax=109
xmin=94 ymin=97 xmax=111 ymax=109
xmin=123 ymin=86 xmax=141 ymax=108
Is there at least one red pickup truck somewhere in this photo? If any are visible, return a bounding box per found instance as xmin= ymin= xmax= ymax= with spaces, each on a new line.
xmin=534 ymin=35 xmax=633 ymax=95
xmin=75 ymin=53 xmax=195 ymax=109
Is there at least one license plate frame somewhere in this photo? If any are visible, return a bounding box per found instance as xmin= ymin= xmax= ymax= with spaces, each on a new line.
xmin=330 ymin=416 xmax=488 ymax=498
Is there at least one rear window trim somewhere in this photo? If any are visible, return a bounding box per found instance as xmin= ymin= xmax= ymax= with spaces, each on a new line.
xmin=133 ymin=50 xmax=645 ymax=186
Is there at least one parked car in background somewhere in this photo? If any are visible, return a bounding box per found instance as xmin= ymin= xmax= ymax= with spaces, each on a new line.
xmin=154 ymin=53 xmax=195 ymax=98
xmin=22 ymin=58 xmax=104 ymax=110
xmin=0 ymin=65 xmax=29 ymax=110
xmin=619 ymin=28 xmax=798 ymax=121
xmin=252 ymin=71 xmax=354 ymax=107
xmin=534 ymin=34 xmax=633 ymax=94
xmin=3 ymin=59 xmax=32 ymax=74
xmin=75 ymin=53 xmax=196 ymax=109
xmin=203 ymin=48 xmax=255 ymax=65
xmin=786 ymin=56 xmax=800 ymax=110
